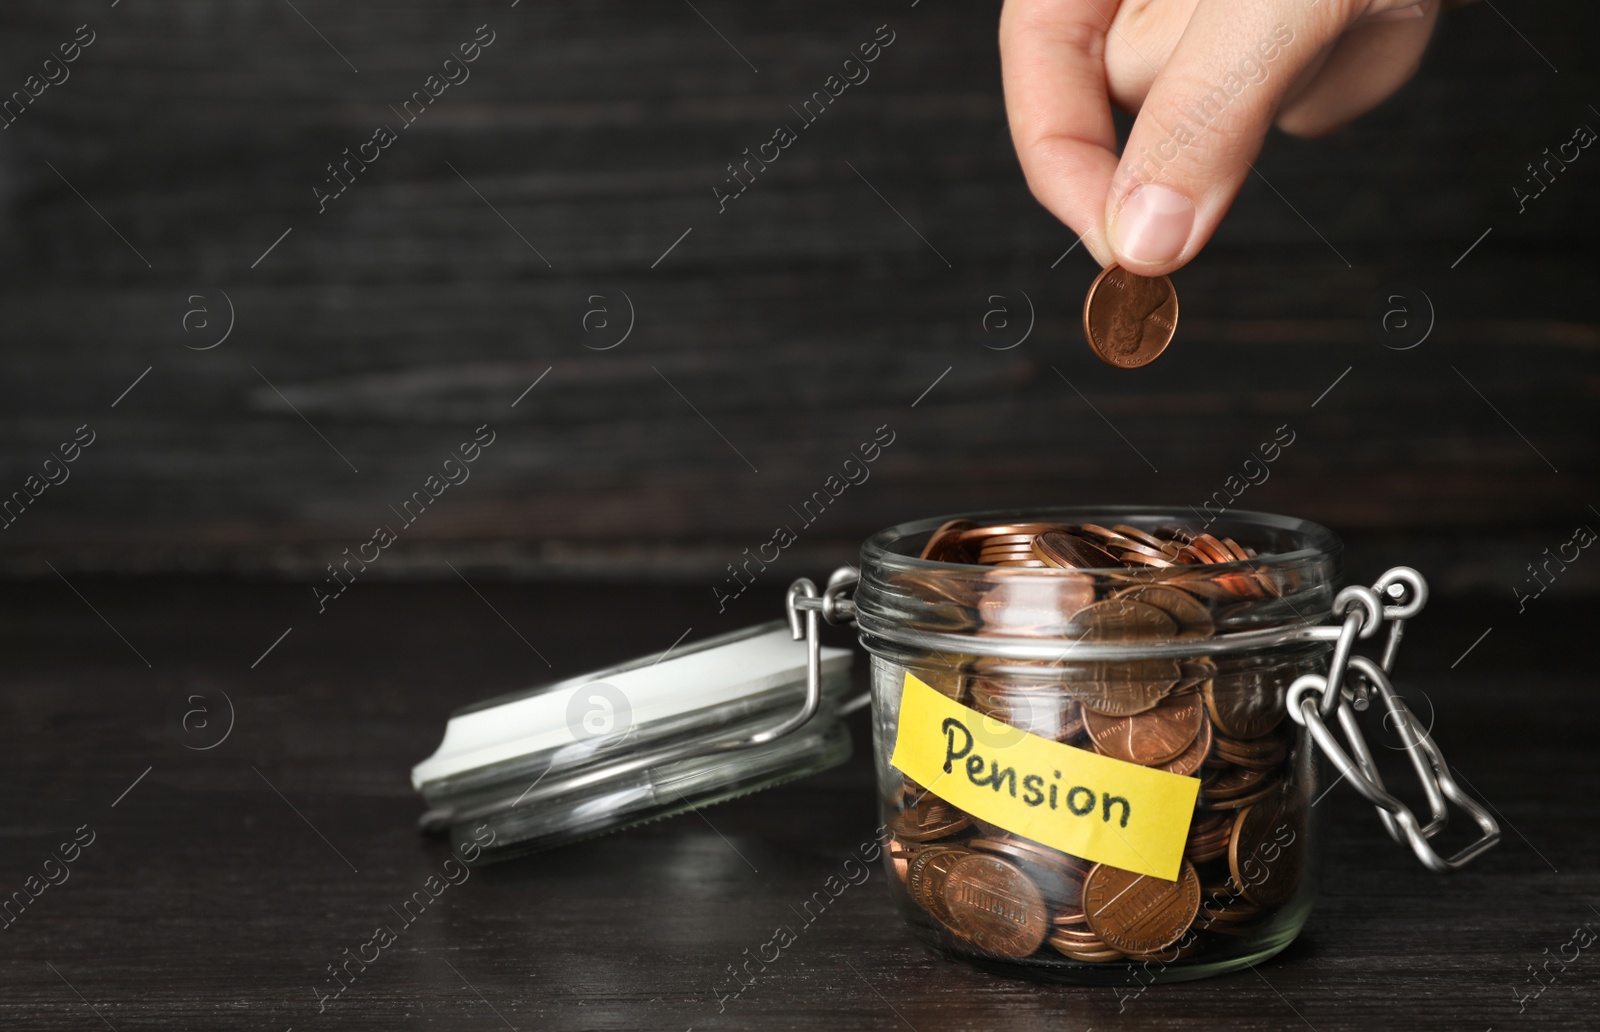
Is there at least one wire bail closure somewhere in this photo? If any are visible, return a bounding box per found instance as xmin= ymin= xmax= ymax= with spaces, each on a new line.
xmin=787 ymin=562 xmax=1498 ymax=874
xmin=1286 ymin=566 xmax=1500 ymax=872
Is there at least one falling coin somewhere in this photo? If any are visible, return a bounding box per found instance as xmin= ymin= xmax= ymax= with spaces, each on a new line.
xmin=1083 ymin=264 xmax=1179 ymax=369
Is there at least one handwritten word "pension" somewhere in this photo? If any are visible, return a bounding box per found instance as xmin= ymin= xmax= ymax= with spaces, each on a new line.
xmin=943 ymin=717 xmax=1131 ymax=828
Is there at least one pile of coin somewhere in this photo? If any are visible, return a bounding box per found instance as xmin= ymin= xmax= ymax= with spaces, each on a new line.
xmin=919 ymin=518 xmax=1277 ymax=601
xmin=885 ymin=519 xmax=1310 ymax=966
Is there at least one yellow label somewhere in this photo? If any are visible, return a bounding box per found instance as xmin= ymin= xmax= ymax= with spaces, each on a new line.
xmin=889 ymin=671 xmax=1199 ymax=881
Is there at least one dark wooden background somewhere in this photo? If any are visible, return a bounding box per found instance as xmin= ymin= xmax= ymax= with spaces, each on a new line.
xmin=2 ymin=578 xmax=1596 ymax=1031
xmin=1 ymin=5 xmax=1597 ymax=1027
xmin=0 ymin=0 xmax=1594 ymax=596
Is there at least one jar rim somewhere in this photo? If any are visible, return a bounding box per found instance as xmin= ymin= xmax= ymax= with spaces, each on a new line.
xmin=860 ymin=505 xmax=1341 ymax=575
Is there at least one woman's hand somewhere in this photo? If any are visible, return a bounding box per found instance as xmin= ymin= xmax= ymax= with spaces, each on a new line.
xmin=1000 ymin=0 xmax=1442 ymax=274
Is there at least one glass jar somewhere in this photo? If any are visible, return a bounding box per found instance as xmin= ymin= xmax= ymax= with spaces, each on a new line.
xmin=411 ymin=505 xmax=1498 ymax=985
xmin=854 ymin=507 xmax=1338 ymax=983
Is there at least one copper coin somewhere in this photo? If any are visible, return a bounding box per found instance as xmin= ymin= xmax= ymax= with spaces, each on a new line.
xmin=1083 ymin=689 xmax=1205 ymax=766
xmin=1185 ymin=835 xmax=1230 ymax=864
xmin=1115 ymin=551 xmax=1175 ymax=570
xmin=885 ymin=570 xmax=982 ymax=615
xmin=1229 ymin=794 xmax=1304 ymax=907
xmin=1069 ymin=599 xmax=1179 ymax=642
xmin=1083 ymin=264 xmax=1179 ymax=369
xmin=1077 ymin=524 xmax=1142 ymax=551
xmin=889 ymin=795 xmax=973 ymax=843
xmin=1208 ymin=775 xmax=1283 ymax=811
xmin=1157 ymin=713 xmax=1213 ymax=776
xmin=981 ymin=533 xmax=1049 ymax=546
xmin=1083 ymin=859 xmax=1202 ymax=955
xmin=1187 ymin=810 xmax=1232 ymax=841
xmin=1032 ymin=530 xmax=1121 ymax=570
xmin=910 ymin=660 xmax=971 ymax=703
xmin=1214 ymin=734 xmax=1288 ymax=771
xmin=1047 ymin=922 xmax=1102 ymax=942
xmin=1063 ymin=667 xmax=1173 ymax=718
xmin=907 ymin=845 xmax=971 ymax=928
xmin=940 ymin=853 xmax=1051 ymax=958
xmin=1123 ymin=936 xmax=1202 ymax=963
xmin=1108 ymin=584 xmax=1215 ymax=638
xmin=920 ymin=519 xmax=978 ymax=562
xmin=1052 ymin=944 xmax=1126 ymax=963
xmin=1201 ymin=766 xmax=1268 ymax=800
xmin=970 ymin=685 xmax=1083 ymax=742
xmin=887 ymin=837 xmax=915 ymax=884
xmin=1174 ymin=657 xmax=1218 ymax=694
xmin=995 ymin=835 xmax=1093 ymax=873
xmin=1188 ymin=534 xmax=1235 ymax=565
xmin=1112 ymin=524 xmax=1176 ymax=553
xmin=1110 ymin=538 xmax=1170 ymax=561
xmin=967 ymin=837 xmax=1085 ymax=911
xmin=1204 ymin=670 xmax=1288 ymax=740
xmin=1063 ymin=659 xmax=1180 ymax=717
xmin=977 ymin=571 xmax=1096 ymax=635
xmin=955 ymin=522 xmax=1066 ymax=544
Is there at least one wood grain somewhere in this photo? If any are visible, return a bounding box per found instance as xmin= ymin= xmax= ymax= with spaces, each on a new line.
xmin=0 ymin=577 xmax=1593 ymax=1030
xmin=0 ymin=1 xmax=1593 ymax=589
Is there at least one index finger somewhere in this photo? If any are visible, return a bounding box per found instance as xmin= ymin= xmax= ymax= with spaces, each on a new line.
xmin=1000 ymin=0 xmax=1125 ymax=266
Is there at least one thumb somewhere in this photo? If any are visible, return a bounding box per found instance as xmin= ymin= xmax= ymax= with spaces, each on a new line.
xmin=1103 ymin=4 xmax=1361 ymax=274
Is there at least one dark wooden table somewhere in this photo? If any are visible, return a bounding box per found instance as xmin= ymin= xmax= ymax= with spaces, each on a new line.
xmin=1 ymin=575 xmax=1594 ymax=1030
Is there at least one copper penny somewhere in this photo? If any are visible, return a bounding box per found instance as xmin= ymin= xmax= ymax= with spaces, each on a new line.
xmin=1229 ymin=794 xmax=1304 ymax=907
xmin=1214 ymin=733 xmax=1288 ymax=771
xmin=890 ymin=795 xmax=973 ymax=843
xmin=940 ymin=853 xmax=1051 ymax=958
xmin=1157 ymin=712 xmax=1213 ymax=776
xmin=1083 ymin=264 xmax=1179 ymax=369
xmin=885 ymin=570 xmax=982 ymax=617
xmin=1083 ymin=689 xmax=1205 ymax=766
xmin=1204 ymin=669 xmax=1288 ymax=739
xmin=1047 ymin=922 xmax=1102 ymax=942
xmin=907 ymin=845 xmax=970 ymax=928
xmin=1069 ymin=599 xmax=1178 ymax=642
xmin=956 ymin=522 xmax=1066 ymax=544
xmin=909 ymin=658 xmax=971 ymax=703
xmin=1112 ymin=524 xmax=1177 ymax=553
xmin=1108 ymin=584 xmax=1215 ymax=638
xmin=970 ymin=684 xmax=1083 ymax=741
xmin=1206 ymin=772 xmax=1284 ymax=811
xmin=919 ymin=519 xmax=978 ymax=562
xmin=1032 ymin=530 xmax=1121 ymax=570
xmin=1052 ymin=944 xmax=1126 ymax=963
xmin=1201 ymin=766 xmax=1268 ymax=800
xmin=1188 ymin=534 xmax=1235 ymax=565
xmin=1123 ymin=935 xmax=1203 ymax=963
xmin=977 ymin=570 xmax=1095 ymax=635
xmin=1083 ymin=859 xmax=1202 ymax=954
xmin=967 ymin=837 xmax=1085 ymax=911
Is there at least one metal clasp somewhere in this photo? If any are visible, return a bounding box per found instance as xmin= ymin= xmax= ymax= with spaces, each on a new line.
xmin=1287 ymin=566 xmax=1500 ymax=872
xmin=784 ymin=566 xmax=861 ymax=731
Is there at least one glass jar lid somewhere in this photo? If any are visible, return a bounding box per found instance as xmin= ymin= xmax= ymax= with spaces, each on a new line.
xmin=412 ymin=621 xmax=855 ymax=863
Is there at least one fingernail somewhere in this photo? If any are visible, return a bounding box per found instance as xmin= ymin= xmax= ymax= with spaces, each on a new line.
xmin=1109 ymin=184 xmax=1194 ymax=267
xmin=1367 ymin=3 xmax=1426 ymax=21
